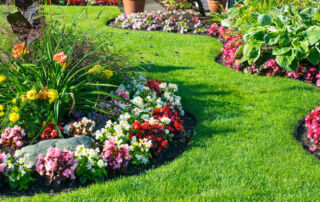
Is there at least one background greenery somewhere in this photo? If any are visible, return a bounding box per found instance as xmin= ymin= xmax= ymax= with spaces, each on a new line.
xmin=1 ymin=5 xmax=320 ymax=201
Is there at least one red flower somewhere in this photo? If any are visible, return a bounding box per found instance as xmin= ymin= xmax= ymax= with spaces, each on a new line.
xmin=161 ymin=140 xmax=168 ymax=148
xmin=132 ymin=121 xmax=141 ymax=130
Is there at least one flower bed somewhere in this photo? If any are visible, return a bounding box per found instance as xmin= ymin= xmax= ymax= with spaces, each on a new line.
xmin=0 ymin=15 xmax=197 ymax=194
xmin=113 ymin=11 xmax=213 ymax=34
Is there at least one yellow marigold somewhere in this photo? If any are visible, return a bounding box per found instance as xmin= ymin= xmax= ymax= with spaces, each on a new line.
xmin=103 ymin=69 xmax=113 ymax=79
xmin=0 ymin=75 xmax=7 ymax=83
xmin=12 ymin=42 xmax=28 ymax=59
xmin=48 ymin=89 xmax=58 ymax=103
xmin=0 ymin=111 xmax=4 ymax=117
xmin=9 ymin=112 xmax=20 ymax=123
xmin=27 ymin=90 xmax=38 ymax=101
xmin=0 ymin=105 xmax=4 ymax=111
xmin=12 ymin=106 xmax=19 ymax=112
xmin=12 ymin=98 xmax=17 ymax=104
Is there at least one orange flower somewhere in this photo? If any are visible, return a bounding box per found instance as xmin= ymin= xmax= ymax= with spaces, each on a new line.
xmin=38 ymin=87 xmax=49 ymax=100
xmin=53 ymin=52 xmax=67 ymax=64
xmin=12 ymin=42 xmax=28 ymax=59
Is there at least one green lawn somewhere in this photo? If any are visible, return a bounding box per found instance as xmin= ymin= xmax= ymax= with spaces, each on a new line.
xmin=2 ymin=5 xmax=320 ymax=201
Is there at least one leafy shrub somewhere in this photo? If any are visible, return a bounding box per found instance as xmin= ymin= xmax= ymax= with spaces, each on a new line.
xmin=36 ymin=147 xmax=78 ymax=186
xmin=238 ymin=5 xmax=320 ymax=72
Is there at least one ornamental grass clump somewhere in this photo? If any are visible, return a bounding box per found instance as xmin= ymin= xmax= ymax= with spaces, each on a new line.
xmin=36 ymin=147 xmax=78 ymax=186
xmin=0 ymin=21 xmax=127 ymax=143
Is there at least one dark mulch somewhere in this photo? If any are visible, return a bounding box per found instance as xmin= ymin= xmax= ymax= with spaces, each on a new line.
xmin=0 ymin=111 xmax=197 ymax=198
xmin=293 ymin=119 xmax=320 ymax=159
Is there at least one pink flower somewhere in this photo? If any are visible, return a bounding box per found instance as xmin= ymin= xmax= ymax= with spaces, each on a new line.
xmin=53 ymin=52 xmax=67 ymax=64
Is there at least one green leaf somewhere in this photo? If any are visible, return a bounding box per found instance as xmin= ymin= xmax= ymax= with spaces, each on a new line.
xmin=241 ymin=42 xmax=262 ymax=65
xmin=273 ymin=47 xmax=291 ymax=55
xmin=276 ymin=49 xmax=295 ymax=70
xmin=307 ymin=46 xmax=320 ymax=65
xmin=264 ymin=32 xmax=280 ymax=46
xmin=305 ymin=26 xmax=320 ymax=46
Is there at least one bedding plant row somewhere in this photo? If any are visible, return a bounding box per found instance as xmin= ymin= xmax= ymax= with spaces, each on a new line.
xmin=0 ymin=18 xmax=187 ymax=192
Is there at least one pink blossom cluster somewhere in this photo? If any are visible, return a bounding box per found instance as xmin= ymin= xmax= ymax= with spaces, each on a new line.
xmin=101 ymin=139 xmax=131 ymax=170
xmin=36 ymin=147 xmax=78 ymax=185
xmin=209 ymin=23 xmax=243 ymax=69
xmin=0 ymin=126 xmax=26 ymax=148
xmin=265 ymin=59 xmax=282 ymax=77
xmin=0 ymin=152 xmax=10 ymax=173
xmin=305 ymin=106 xmax=320 ymax=151
xmin=221 ymin=36 xmax=243 ymax=68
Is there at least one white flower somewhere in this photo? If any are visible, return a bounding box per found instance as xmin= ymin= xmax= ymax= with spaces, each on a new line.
xmin=160 ymin=117 xmax=171 ymax=125
xmin=97 ymin=160 xmax=105 ymax=168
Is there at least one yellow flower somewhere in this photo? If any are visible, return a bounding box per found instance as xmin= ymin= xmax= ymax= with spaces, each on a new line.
xmin=103 ymin=70 xmax=113 ymax=79
xmin=21 ymin=95 xmax=27 ymax=103
xmin=12 ymin=98 xmax=17 ymax=104
xmin=27 ymin=90 xmax=38 ymax=101
xmin=89 ymin=65 xmax=101 ymax=74
xmin=0 ymin=111 xmax=4 ymax=117
xmin=12 ymin=106 xmax=19 ymax=112
xmin=9 ymin=112 xmax=20 ymax=123
xmin=0 ymin=105 xmax=4 ymax=111
xmin=0 ymin=75 xmax=7 ymax=83
xmin=48 ymin=89 xmax=58 ymax=103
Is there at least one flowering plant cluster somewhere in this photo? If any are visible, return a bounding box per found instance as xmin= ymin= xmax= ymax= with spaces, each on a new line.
xmin=0 ymin=22 xmax=124 ymax=143
xmin=115 ymin=11 xmax=211 ymax=34
xmin=64 ymin=0 xmax=119 ymax=5
xmin=36 ymin=147 xmax=78 ymax=186
xmin=101 ymin=139 xmax=131 ymax=170
xmin=74 ymin=145 xmax=107 ymax=183
xmin=0 ymin=151 xmax=33 ymax=190
xmin=40 ymin=121 xmax=63 ymax=140
xmin=305 ymin=106 xmax=320 ymax=152
xmin=64 ymin=117 xmax=96 ymax=137
xmin=0 ymin=126 xmax=26 ymax=148
xmin=94 ymin=74 xmax=185 ymax=166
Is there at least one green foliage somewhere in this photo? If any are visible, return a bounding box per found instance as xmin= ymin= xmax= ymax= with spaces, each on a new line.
xmin=239 ymin=5 xmax=320 ymax=72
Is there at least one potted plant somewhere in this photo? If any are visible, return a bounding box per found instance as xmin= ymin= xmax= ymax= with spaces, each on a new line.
xmin=123 ymin=0 xmax=146 ymax=15
xmin=207 ymin=0 xmax=226 ymax=13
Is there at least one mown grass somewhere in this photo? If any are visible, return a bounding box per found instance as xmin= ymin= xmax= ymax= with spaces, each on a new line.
xmin=2 ymin=5 xmax=320 ymax=201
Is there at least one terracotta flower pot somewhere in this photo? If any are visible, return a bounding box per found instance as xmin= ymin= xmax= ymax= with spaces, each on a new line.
xmin=123 ymin=0 xmax=146 ymax=16
xmin=207 ymin=0 xmax=221 ymax=13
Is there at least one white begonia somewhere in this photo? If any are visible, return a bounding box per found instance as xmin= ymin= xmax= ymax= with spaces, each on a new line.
xmin=168 ymin=83 xmax=178 ymax=92
xmin=159 ymin=82 xmax=167 ymax=90
xmin=160 ymin=117 xmax=171 ymax=125
xmin=97 ymin=160 xmax=105 ymax=168
xmin=149 ymin=117 xmax=158 ymax=125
